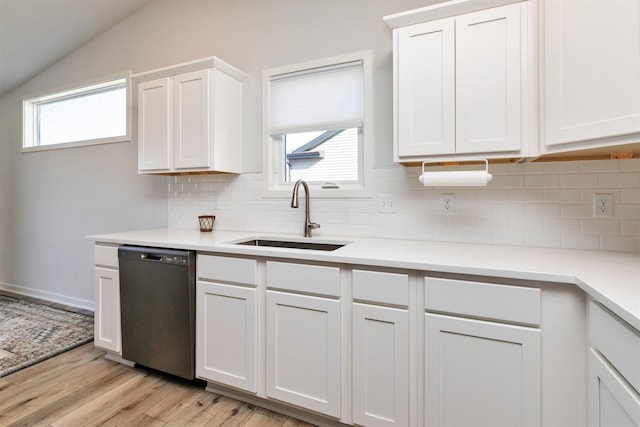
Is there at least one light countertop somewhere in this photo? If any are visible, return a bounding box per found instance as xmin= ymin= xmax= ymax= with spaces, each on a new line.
xmin=89 ymin=228 xmax=640 ymax=331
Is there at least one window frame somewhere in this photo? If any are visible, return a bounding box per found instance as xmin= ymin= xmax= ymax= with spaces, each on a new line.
xmin=262 ymin=51 xmax=373 ymax=198
xmin=21 ymin=71 xmax=132 ymax=153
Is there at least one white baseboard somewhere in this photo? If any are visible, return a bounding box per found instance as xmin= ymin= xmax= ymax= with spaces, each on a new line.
xmin=204 ymin=382 xmax=348 ymax=427
xmin=104 ymin=352 xmax=134 ymax=367
xmin=0 ymin=281 xmax=94 ymax=312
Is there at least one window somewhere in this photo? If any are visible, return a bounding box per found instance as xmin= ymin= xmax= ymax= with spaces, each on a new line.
xmin=22 ymin=73 xmax=130 ymax=152
xmin=263 ymin=51 xmax=373 ymax=197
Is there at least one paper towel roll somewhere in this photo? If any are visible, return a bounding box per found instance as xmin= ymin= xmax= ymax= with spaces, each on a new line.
xmin=418 ymin=170 xmax=493 ymax=187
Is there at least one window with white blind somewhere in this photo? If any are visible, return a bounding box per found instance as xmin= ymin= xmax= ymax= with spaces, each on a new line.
xmin=22 ymin=72 xmax=130 ymax=152
xmin=263 ymin=51 xmax=373 ymax=197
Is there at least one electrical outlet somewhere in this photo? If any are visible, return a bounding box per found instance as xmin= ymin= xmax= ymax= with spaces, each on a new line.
xmin=440 ymin=193 xmax=455 ymax=214
xmin=378 ymin=194 xmax=396 ymax=213
xmin=212 ymin=196 xmax=221 ymax=210
xmin=593 ymin=193 xmax=613 ymax=218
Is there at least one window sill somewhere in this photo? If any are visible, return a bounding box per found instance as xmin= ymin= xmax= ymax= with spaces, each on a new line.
xmin=21 ymin=136 xmax=130 ymax=153
xmin=262 ymin=187 xmax=373 ymax=199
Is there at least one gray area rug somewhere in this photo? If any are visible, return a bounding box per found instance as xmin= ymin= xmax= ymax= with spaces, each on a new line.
xmin=0 ymin=295 xmax=94 ymax=377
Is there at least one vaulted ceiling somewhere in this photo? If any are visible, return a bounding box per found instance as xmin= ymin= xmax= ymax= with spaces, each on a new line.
xmin=0 ymin=0 xmax=152 ymax=98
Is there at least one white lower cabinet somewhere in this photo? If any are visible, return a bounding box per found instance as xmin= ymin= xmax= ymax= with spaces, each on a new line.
xmin=94 ymin=244 xmax=121 ymax=354
xmin=189 ymin=254 xmax=592 ymax=427
xmin=195 ymin=254 xmax=258 ymax=392
xmin=352 ymin=268 xmax=410 ymax=427
xmin=266 ymin=290 xmax=341 ymax=418
xmin=424 ymin=313 xmax=541 ymax=427
xmin=589 ymin=350 xmax=640 ymax=427
xmin=94 ymin=267 xmax=121 ymax=353
xmin=588 ymin=300 xmax=640 ymax=427
xmin=196 ymin=281 xmax=257 ymax=393
xmin=353 ymin=303 xmax=409 ymax=427
xmin=424 ymin=277 xmax=541 ymax=427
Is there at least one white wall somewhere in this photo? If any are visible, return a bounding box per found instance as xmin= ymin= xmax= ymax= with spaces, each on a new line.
xmin=0 ymin=0 xmax=638 ymax=309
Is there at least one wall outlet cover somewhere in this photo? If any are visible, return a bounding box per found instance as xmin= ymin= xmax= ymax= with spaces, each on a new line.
xmin=440 ymin=193 xmax=455 ymax=214
xmin=593 ymin=193 xmax=613 ymax=218
xmin=378 ymin=194 xmax=396 ymax=213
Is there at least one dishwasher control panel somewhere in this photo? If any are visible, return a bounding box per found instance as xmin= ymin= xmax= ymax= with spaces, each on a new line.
xmin=162 ymin=255 xmax=189 ymax=265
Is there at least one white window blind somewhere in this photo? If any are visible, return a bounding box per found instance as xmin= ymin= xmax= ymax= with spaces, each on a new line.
xmin=269 ymin=61 xmax=363 ymax=134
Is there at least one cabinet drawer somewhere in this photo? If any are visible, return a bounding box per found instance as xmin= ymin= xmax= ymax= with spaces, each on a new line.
xmin=198 ymin=254 xmax=257 ymax=285
xmin=95 ymin=244 xmax=118 ymax=268
xmin=425 ymin=277 xmax=540 ymax=326
xmin=589 ymin=300 xmax=640 ymax=393
xmin=266 ymin=261 xmax=340 ymax=297
xmin=353 ymin=269 xmax=409 ymax=307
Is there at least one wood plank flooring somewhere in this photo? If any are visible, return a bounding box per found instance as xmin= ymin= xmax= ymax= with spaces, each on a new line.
xmin=0 ymin=343 xmax=315 ymax=427
xmin=0 ymin=292 xmax=316 ymax=427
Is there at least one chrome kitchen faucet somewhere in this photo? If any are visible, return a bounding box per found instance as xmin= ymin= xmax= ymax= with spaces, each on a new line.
xmin=291 ymin=179 xmax=320 ymax=238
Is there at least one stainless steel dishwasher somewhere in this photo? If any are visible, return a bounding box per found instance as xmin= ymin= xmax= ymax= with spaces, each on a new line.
xmin=118 ymin=245 xmax=196 ymax=380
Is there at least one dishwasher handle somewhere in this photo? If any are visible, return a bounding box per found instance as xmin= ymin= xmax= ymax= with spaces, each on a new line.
xmin=140 ymin=253 xmax=162 ymax=261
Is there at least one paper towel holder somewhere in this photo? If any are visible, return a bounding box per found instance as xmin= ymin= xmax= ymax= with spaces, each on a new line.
xmin=419 ymin=159 xmax=493 ymax=187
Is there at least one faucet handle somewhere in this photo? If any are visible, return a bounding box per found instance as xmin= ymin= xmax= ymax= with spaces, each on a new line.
xmin=309 ymin=222 xmax=321 ymax=230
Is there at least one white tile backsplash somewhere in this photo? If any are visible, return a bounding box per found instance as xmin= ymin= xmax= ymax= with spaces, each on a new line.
xmin=621 ymin=189 xmax=640 ymax=203
xmin=525 ymin=174 xmax=560 ymax=188
xmin=168 ymin=159 xmax=640 ymax=253
xmin=600 ymin=172 xmax=640 ymax=187
xmin=561 ymin=173 xmax=599 ymax=188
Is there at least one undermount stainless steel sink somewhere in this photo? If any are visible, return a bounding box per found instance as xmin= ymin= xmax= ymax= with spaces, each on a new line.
xmin=233 ymin=238 xmax=348 ymax=251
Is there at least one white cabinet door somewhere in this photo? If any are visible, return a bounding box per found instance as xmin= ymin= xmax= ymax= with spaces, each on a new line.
xmin=138 ymin=77 xmax=171 ymax=171
xmin=397 ymin=18 xmax=455 ymax=157
xmin=588 ymin=350 xmax=640 ymax=427
xmin=455 ymin=3 xmax=522 ymax=154
xmin=266 ymin=290 xmax=341 ymax=418
xmin=94 ymin=267 xmax=121 ymax=353
xmin=353 ymin=303 xmax=409 ymax=427
xmin=425 ymin=312 xmax=541 ymax=427
xmin=196 ymin=282 xmax=257 ymax=393
xmin=544 ymin=0 xmax=640 ymax=147
xmin=173 ymin=69 xmax=211 ymax=170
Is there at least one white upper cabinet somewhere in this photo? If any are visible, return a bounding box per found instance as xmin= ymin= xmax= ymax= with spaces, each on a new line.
xmin=134 ymin=57 xmax=246 ymax=174
xmin=542 ymin=0 xmax=640 ymax=152
xmin=138 ymin=78 xmax=171 ymax=171
xmin=172 ymin=69 xmax=211 ymax=170
xmin=455 ymin=5 xmax=523 ymax=155
xmin=386 ymin=0 xmax=538 ymax=163
xmin=397 ymin=18 xmax=456 ymax=157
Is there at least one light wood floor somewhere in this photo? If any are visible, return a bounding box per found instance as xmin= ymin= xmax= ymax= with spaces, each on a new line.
xmin=0 ymin=291 xmax=316 ymax=426
xmin=0 ymin=343 xmax=316 ymax=427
